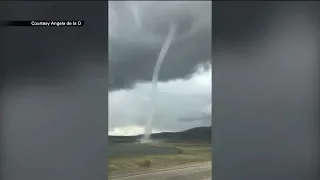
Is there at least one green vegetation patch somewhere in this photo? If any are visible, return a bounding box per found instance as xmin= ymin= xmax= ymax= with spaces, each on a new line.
xmin=108 ymin=142 xmax=211 ymax=175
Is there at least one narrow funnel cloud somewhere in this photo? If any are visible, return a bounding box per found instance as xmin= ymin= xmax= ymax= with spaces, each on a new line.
xmin=143 ymin=23 xmax=177 ymax=140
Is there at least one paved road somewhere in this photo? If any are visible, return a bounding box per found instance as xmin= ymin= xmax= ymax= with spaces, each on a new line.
xmin=109 ymin=162 xmax=211 ymax=180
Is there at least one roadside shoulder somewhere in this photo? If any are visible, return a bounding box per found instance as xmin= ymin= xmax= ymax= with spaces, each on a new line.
xmin=109 ymin=161 xmax=211 ymax=179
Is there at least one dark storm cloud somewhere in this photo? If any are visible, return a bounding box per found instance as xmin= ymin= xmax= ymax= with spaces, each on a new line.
xmin=108 ymin=1 xmax=211 ymax=91
xmin=109 ymin=29 xmax=210 ymax=90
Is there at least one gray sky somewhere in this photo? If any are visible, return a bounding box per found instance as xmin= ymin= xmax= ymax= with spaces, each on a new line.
xmin=108 ymin=1 xmax=212 ymax=135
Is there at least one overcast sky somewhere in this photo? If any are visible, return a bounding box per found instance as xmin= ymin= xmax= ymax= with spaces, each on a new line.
xmin=108 ymin=1 xmax=212 ymax=136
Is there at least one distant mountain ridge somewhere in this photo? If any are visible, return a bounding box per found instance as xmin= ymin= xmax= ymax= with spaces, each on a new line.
xmin=109 ymin=126 xmax=211 ymax=143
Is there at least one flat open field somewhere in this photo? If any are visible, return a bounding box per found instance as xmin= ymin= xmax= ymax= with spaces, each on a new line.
xmin=109 ymin=142 xmax=181 ymax=157
xmin=108 ymin=142 xmax=212 ymax=175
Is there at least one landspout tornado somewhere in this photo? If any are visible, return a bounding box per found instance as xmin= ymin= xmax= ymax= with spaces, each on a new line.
xmin=143 ymin=23 xmax=177 ymax=141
